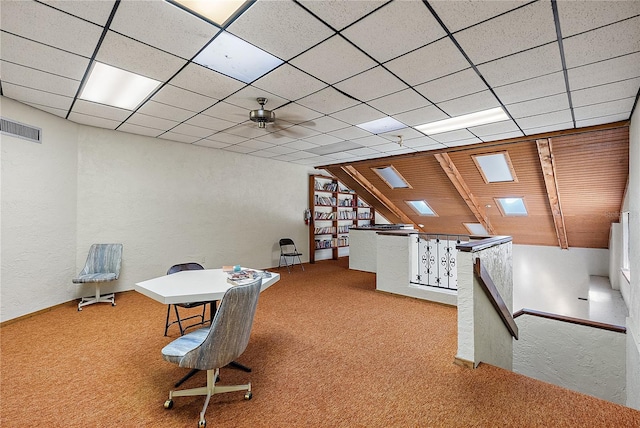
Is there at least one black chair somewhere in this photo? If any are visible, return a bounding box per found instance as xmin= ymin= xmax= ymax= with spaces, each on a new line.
xmin=278 ymin=238 xmax=304 ymax=273
xmin=164 ymin=263 xmax=214 ymax=336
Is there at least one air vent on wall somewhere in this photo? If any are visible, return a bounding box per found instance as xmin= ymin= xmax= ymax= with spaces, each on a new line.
xmin=0 ymin=117 xmax=42 ymax=143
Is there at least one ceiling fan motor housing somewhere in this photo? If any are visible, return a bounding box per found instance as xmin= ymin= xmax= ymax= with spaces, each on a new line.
xmin=250 ymin=97 xmax=275 ymax=128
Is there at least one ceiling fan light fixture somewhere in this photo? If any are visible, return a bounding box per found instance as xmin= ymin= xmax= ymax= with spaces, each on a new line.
xmin=249 ymin=97 xmax=276 ymax=128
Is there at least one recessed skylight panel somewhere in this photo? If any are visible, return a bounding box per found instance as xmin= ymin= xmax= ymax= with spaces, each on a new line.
xmin=406 ymin=200 xmax=436 ymax=216
xmin=79 ymin=62 xmax=161 ymax=110
xmin=357 ymin=117 xmax=406 ymax=134
xmin=372 ymin=166 xmax=411 ymax=189
xmin=194 ymin=31 xmax=283 ymax=83
xmin=463 ymin=223 xmax=489 ymax=235
xmin=172 ymin=0 xmax=247 ymax=26
xmin=473 ymin=152 xmax=516 ymax=183
xmin=496 ymin=197 xmax=528 ymax=216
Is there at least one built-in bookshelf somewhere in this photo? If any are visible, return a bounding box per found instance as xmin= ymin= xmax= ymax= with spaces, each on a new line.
xmin=308 ymin=174 xmax=374 ymax=263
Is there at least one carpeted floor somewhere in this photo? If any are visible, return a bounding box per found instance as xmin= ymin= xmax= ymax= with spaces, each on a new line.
xmin=1 ymin=258 xmax=639 ymax=427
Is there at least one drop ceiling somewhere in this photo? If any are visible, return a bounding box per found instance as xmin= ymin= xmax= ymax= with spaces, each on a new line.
xmin=1 ymin=0 xmax=638 ymax=248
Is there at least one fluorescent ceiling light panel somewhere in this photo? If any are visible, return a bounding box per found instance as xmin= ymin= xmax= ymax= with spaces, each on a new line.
xmin=173 ymin=0 xmax=247 ymax=26
xmin=194 ymin=31 xmax=283 ymax=83
xmin=415 ymin=107 xmax=509 ymax=135
xmin=357 ymin=117 xmax=406 ymax=134
xmin=406 ymin=200 xmax=436 ymax=216
xmin=463 ymin=223 xmax=489 ymax=235
xmin=79 ymin=62 xmax=161 ymax=110
xmin=372 ymin=165 xmax=411 ymax=189
xmin=473 ymin=152 xmax=516 ymax=183
xmin=496 ymin=197 xmax=528 ymax=216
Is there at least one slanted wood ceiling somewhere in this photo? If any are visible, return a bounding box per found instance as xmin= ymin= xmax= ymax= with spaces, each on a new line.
xmin=324 ymin=124 xmax=629 ymax=249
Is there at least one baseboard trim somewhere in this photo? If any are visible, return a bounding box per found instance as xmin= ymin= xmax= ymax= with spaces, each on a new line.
xmin=453 ymin=357 xmax=475 ymax=369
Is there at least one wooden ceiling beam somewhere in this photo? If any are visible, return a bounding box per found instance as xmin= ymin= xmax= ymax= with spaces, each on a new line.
xmin=434 ymin=153 xmax=496 ymax=235
xmin=341 ymin=165 xmax=416 ymax=227
xmin=536 ymin=138 xmax=569 ymax=249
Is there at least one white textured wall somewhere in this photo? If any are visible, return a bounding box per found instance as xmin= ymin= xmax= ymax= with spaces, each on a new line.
xmin=1 ymin=97 xmax=78 ymax=321
xmin=627 ymin=103 xmax=640 ymax=410
xmin=514 ymin=315 xmax=626 ymax=404
xmin=349 ymin=229 xmax=377 ymax=273
xmin=1 ymin=98 xmax=314 ymax=322
xmin=513 ymin=244 xmax=609 ymax=313
xmin=609 ymin=223 xmax=622 ymax=291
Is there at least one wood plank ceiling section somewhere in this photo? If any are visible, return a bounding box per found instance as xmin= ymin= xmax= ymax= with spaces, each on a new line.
xmin=324 ymin=124 xmax=629 ymax=249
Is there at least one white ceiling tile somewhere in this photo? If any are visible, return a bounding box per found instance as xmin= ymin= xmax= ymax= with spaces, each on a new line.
xmin=341 ymin=1 xmax=445 ymax=63
xmin=573 ymin=97 xmax=635 ymax=121
xmin=110 ymin=0 xmax=219 ymax=59
xmin=327 ymin=125 xmax=371 ymax=140
xmin=224 ymin=144 xmax=256 ymax=154
xmin=477 ymin=43 xmax=563 ymax=87
xmin=444 ymin=137 xmax=483 ymax=148
xmin=301 ymin=134 xmax=343 ymax=146
xmin=515 ymin=109 xmax=573 ymax=129
xmin=521 ymin=121 xmax=574 ymax=135
xmin=252 ymin=64 xmax=327 ymax=101
xmin=468 ymin=120 xmax=521 ymax=138
xmin=567 ymin=52 xmax=640 ymax=91
xmin=170 ymin=63 xmax=245 ymax=100
xmin=394 ymin=105 xmax=449 ymax=127
xmin=225 ymin=87 xmax=287 ymax=111
xmin=96 ymin=31 xmax=186 ymax=81
xmin=263 ymin=145 xmax=298 ymax=155
xmin=368 ymin=89 xmax=431 ymax=116
xmin=170 ymin=123 xmax=214 ymax=138
xmin=455 ymin=1 xmax=557 ymax=64
xmin=2 ymin=83 xmax=73 ymax=111
xmin=352 ymin=135 xmax=388 ymax=147
xmin=414 ymin=68 xmax=487 ymax=104
xmin=158 ymin=131 xmax=199 ymax=144
xmin=1 ymin=1 xmax=103 ymax=57
xmin=275 ymin=103 xmax=324 ymax=124
xmin=125 ymin=112 xmax=179 ymax=131
xmin=298 ymin=0 xmax=385 ymax=31
xmin=43 ymin=0 xmax=115 ymax=25
xmin=431 ymin=1 xmax=527 ymax=33
xmin=334 ymin=66 xmax=408 ymax=102
xmin=0 ymin=61 xmax=79 ymax=97
xmin=0 ymin=33 xmax=89 ymax=80
xmin=330 ymin=103 xmax=386 ymax=125
xmin=202 ymin=101 xmax=248 ymax=122
xmin=243 ymin=149 xmax=278 ymax=158
xmin=68 ymin=112 xmax=120 ymax=129
xmin=506 ymin=93 xmax=570 ymax=119
xmin=224 ymin=123 xmax=271 ymax=139
xmin=150 ymin=85 xmax=216 ymax=113
xmin=21 ymin=102 xmax=67 ymax=118
xmin=281 ymin=150 xmax=316 ymax=161
xmin=402 ymin=136 xmax=443 ymax=149
xmin=117 ymin=123 xmax=163 ymax=138
xmin=236 ymin=139 xmax=275 ymax=150
xmin=557 ymin=1 xmax=640 ymax=37
xmin=480 ymin=130 xmax=524 ymax=142
xmin=297 ymin=87 xmax=360 ymax=114
xmin=575 ymin=113 xmax=631 ymax=128
xmin=429 ymin=129 xmax=479 ymax=144
xmin=184 ymin=114 xmax=236 ymax=132
xmin=379 ymin=145 xmax=416 ymax=156
xmin=437 ymin=90 xmax=501 ymax=117
xmin=271 ymin=125 xmax=320 ymax=139
xmin=203 ymin=132 xmax=249 ymax=145
xmin=300 ymin=116 xmax=349 ymax=133
xmin=494 ymin=72 xmax=567 ymax=105
xmin=563 ymin=17 xmax=640 ymax=68
xmin=72 ymin=100 xmax=131 ymax=121
xmin=227 ymin=1 xmax=333 ymax=60
xmin=253 ymin=132 xmax=295 ymax=145
xmin=385 ymin=38 xmax=470 ymax=86
xmin=571 ymin=78 xmax=640 ymax=108
xmin=136 ymin=100 xmax=195 ymax=123
xmin=282 ymin=140 xmax=320 ymax=151
xmin=290 ymin=35 xmax=376 ymax=85
xmin=379 ymin=127 xmax=425 ymax=141
xmin=348 ymin=147 xmax=382 ymax=157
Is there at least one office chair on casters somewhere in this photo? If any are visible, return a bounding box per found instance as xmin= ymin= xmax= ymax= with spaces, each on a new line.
xmin=278 ymin=238 xmax=304 ymax=273
xmin=161 ymin=277 xmax=262 ymax=428
xmin=73 ymin=243 xmax=123 ymax=311
xmin=165 ymin=263 xmax=213 ymax=336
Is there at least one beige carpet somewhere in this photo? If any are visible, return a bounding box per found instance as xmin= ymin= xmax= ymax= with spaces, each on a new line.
xmin=2 ymin=258 xmax=639 ymax=427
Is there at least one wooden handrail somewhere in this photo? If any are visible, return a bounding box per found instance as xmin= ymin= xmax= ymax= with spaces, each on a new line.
xmin=513 ymin=308 xmax=626 ymax=334
xmin=474 ymin=259 xmax=519 ymax=339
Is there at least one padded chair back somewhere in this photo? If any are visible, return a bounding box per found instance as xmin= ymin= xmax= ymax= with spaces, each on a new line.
xmin=179 ymin=277 xmax=262 ymax=371
xmin=77 ymin=244 xmax=123 ymax=278
xmin=167 ymin=262 xmax=204 ymax=275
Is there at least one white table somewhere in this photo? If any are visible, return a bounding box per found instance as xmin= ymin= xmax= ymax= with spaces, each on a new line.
xmin=134 ymin=268 xmax=280 ymax=305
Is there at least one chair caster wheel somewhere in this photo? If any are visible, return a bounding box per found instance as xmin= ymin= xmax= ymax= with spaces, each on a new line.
xmin=78 ymin=308 xmax=82 ymax=311
xmin=164 ymin=399 xmax=173 ymax=409
xmin=112 ymin=303 xmax=116 ymax=306
xmin=198 ymin=419 xmax=206 ymax=427
xmin=244 ymin=391 xmax=252 ymax=400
